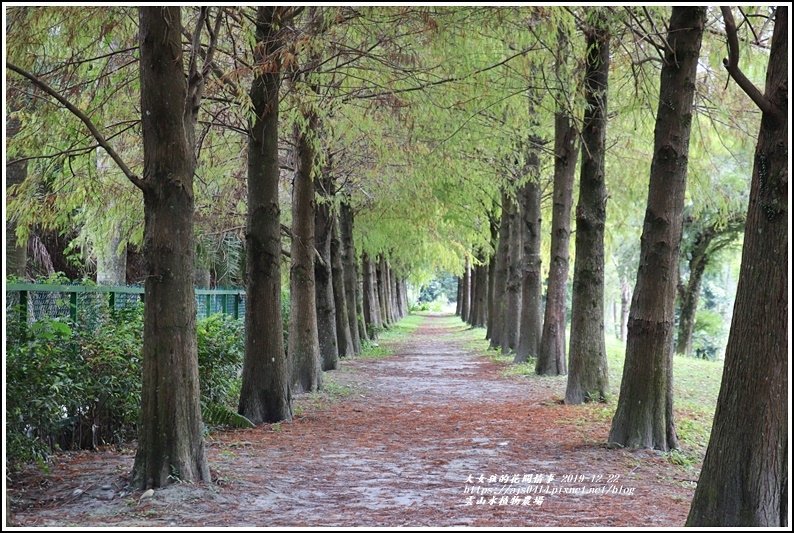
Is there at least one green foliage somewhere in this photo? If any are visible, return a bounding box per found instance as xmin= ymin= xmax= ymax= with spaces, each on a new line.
xmin=426 ymin=296 xmax=446 ymax=313
xmin=197 ymin=314 xmax=245 ymax=405
xmin=6 ymin=290 xmax=246 ymax=470
xmin=76 ymin=304 xmax=144 ymax=443
xmin=691 ymin=309 xmax=724 ymax=361
xmin=418 ymin=272 xmax=458 ymax=303
xmin=6 ymin=317 xmax=80 ymax=466
xmin=202 ymin=403 xmax=254 ymax=429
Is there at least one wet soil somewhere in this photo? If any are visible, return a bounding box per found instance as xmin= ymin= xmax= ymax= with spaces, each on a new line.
xmin=8 ymin=314 xmax=695 ymax=527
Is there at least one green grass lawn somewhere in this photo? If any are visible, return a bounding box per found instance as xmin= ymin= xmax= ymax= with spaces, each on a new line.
xmin=358 ymin=313 xmax=424 ymax=359
xmin=452 ymin=314 xmax=724 ymax=471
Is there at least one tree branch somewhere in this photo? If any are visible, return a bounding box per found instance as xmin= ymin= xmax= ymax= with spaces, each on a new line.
xmin=720 ymin=7 xmax=780 ymax=118
xmin=7 ymin=62 xmax=145 ymax=191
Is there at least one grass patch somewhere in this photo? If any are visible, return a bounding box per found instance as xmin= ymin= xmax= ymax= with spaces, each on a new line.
xmin=359 ymin=314 xmax=424 ymax=359
xmin=294 ymin=372 xmax=356 ymax=415
xmin=603 ymin=335 xmax=723 ymax=470
xmin=455 ymin=317 xmax=724 ymax=472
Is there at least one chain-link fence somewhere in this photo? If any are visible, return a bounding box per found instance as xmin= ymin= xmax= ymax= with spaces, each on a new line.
xmin=6 ymin=283 xmax=246 ymax=340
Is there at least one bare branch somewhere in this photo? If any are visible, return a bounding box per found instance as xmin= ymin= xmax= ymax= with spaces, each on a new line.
xmin=720 ymin=7 xmax=780 ymax=119
xmin=201 ymin=7 xmax=224 ymax=79
xmin=7 ymin=61 xmax=144 ymax=191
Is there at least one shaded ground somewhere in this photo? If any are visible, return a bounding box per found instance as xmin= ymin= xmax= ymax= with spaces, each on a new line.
xmin=8 ymin=314 xmax=696 ymax=527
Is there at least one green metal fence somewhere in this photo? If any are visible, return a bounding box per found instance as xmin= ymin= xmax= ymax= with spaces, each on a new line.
xmin=6 ymin=283 xmax=246 ymax=333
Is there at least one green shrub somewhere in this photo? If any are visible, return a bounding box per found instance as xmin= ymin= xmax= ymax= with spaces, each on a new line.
xmin=428 ymin=296 xmax=445 ymax=312
xmin=692 ymin=309 xmax=724 ymax=360
xmin=75 ymin=304 xmax=143 ymax=446
xmin=197 ymin=313 xmax=244 ymax=406
xmin=6 ymin=317 xmax=81 ymax=465
xmin=6 ymin=293 xmax=246 ymax=469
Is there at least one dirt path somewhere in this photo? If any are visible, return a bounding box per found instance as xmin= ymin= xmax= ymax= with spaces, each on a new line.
xmin=9 ymin=314 xmax=695 ymax=527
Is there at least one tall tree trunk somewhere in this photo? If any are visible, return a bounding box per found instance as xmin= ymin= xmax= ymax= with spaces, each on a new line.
xmin=609 ymin=6 xmax=706 ymax=450
xmin=331 ymin=216 xmax=355 ymax=357
xmin=455 ymin=277 xmax=462 ymax=316
xmin=515 ymin=174 xmax=542 ymax=363
xmin=484 ymin=212 xmax=499 ymax=338
xmin=489 ymin=192 xmax=510 ymax=349
xmin=238 ymin=6 xmax=292 ymax=424
xmin=339 ymin=202 xmax=364 ymax=351
xmin=289 ymin=119 xmax=322 ymax=393
xmin=95 ymin=149 xmax=127 ymax=285
xmin=565 ymin=14 xmax=610 ymax=404
xmin=468 ymin=259 xmax=477 ymax=324
xmin=537 ymin=92 xmax=578 ymax=375
xmin=611 ymin=300 xmax=619 ymax=339
xmin=393 ymin=275 xmax=401 ymax=318
xmin=384 ymin=258 xmax=394 ymax=323
xmin=362 ymin=252 xmax=381 ymax=336
xmin=6 ymin=114 xmax=28 ymax=277
xmin=501 ymin=194 xmax=523 ymax=354
xmin=485 ymin=256 xmax=495 ymax=336
xmin=386 ymin=260 xmax=396 ymax=323
xmin=356 ymin=268 xmax=370 ymax=343
xmin=393 ymin=272 xmax=403 ymax=319
xmin=461 ymin=258 xmax=471 ymax=322
xmin=402 ymin=278 xmax=409 ymax=315
xmin=675 ymin=238 xmax=711 ymax=356
xmin=133 ymin=6 xmax=209 ymax=488
xmin=314 ymin=174 xmax=339 ymax=371
xmin=376 ymin=257 xmax=389 ymax=326
xmin=619 ymin=281 xmax=630 ymax=341
xmin=687 ymin=6 xmax=787 ymax=526
xmin=472 ymin=253 xmax=488 ymax=328
xmin=481 ymin=265 xmax=489 ymax=327
xmin=380 ymin=259 xmax=390 ymax=323
xmin=193 ymin=264 xmax=211 ymax=289
xmin=95 ymin=218 xmax=126 ymax=285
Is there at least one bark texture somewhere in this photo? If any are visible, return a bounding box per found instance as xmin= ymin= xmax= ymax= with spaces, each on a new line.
xmin=515 ymin=174 xmax=542 ymax=363
xmin=687 ymin=6 xmax=788 ymax=526
xmin=565 ymin=16 xmax=610 ymax=404
xmin=362 ymin=252 xmax=381 ymax=336
xmin=609 ymin=7 xmax=705 ymax=449
xmin=537 ymin=103 xmax=578 ymax=375
xmin=501 ymin=195 xmax=523 ymax=354
xmin=314 ymin=174 xmax=339 ymax=371
xmin=339 ymin=202 xmax=364 ymax=350
xmin=133 ymin=6 xmax=210 ymax=488
xmin=289 ymin=119 xmax=322 ymax=393
xmin=331 ymin=215 xmax=355 ymax=357
xmin=489 ymin=193 xmax=510 ymax=349
xmin=238 ymin=6 xmax=292 ymax=424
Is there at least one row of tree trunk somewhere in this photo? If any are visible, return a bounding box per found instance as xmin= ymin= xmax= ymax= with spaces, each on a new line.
xmin=136 ymin=6 xmax=415 ymax=490
xmin=457 ymin=7 xmax=787 ymax=526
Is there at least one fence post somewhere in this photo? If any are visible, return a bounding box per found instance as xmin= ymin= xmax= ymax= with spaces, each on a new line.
xmin=70 ymin=291 xmax=78 ymax=323
xmin=18 ymin=289 xmax=28 ymax=340
xmin=205 ymin=294 xmax=211 ymax=318
xmin=234 ymin=293 xmax=240 ymax=320
xmin=222 ymin=294 xmax=228 ymax=316
xmin=108 ymin=291 xmax=115 ymax=317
